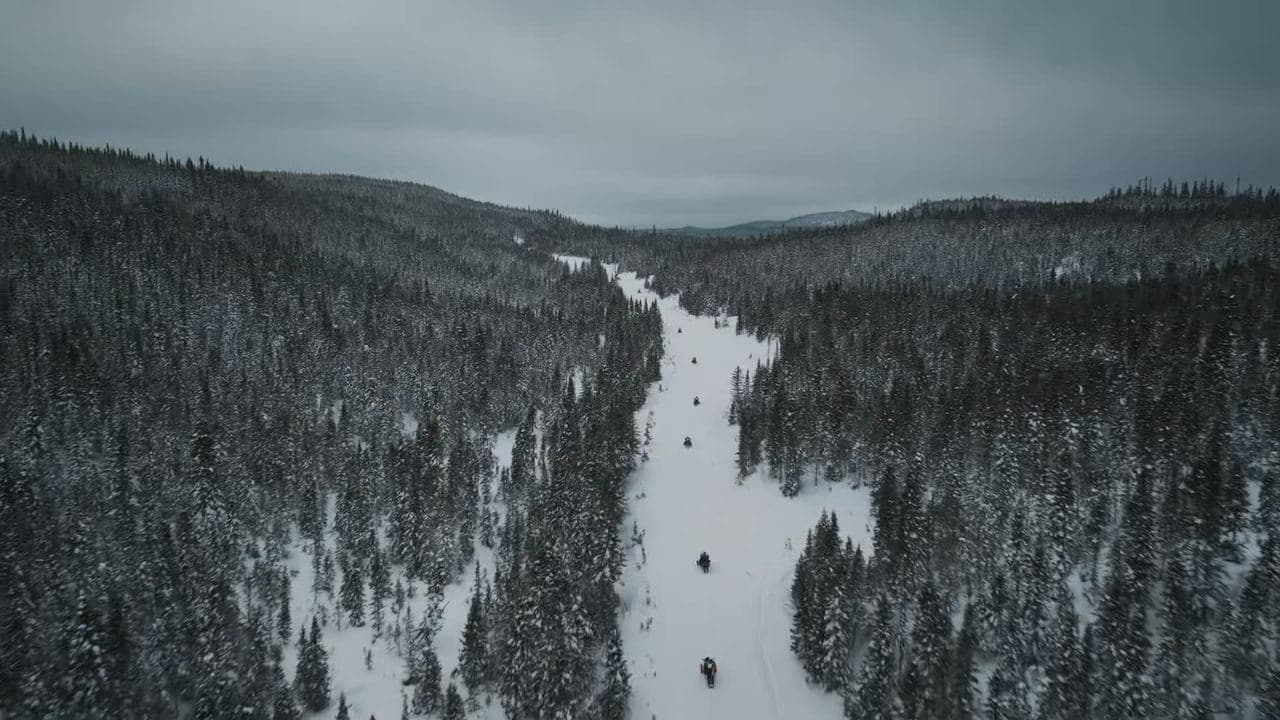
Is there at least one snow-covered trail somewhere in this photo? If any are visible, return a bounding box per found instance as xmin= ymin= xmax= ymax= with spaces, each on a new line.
xmin=607 ymin=268 xmax=873 ymax=720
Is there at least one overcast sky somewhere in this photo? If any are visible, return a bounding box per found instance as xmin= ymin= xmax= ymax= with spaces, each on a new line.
xmin=3 ymin=0 xmax=1278 ymax=227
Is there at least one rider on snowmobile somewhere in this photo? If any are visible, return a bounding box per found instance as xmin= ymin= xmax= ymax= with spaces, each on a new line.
xmin=700 ymin=657 xmax=717 ymax=686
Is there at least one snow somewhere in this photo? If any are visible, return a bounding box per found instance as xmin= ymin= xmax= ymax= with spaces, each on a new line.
xmin=556 ymin=255 xmax=873 ymax=719
xmin=400 ymin=411 xmax=419 ymax=438
xmin=553 ymin=254 xmax=591 ymax=272
xmin=513 ymin=234 xmax=525 ymax=246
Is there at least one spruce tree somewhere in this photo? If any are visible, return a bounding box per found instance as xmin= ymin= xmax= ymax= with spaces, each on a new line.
xmin=442 ymin=683 xmax=466 ymax=720
xmin=61 ymin=594 xmax=110 ymax=718
xmin=850 ymin=596 xmax=897 ymax=720
xmin=871 ymin=467 xmax=899 ymax=581
xmin=411 ymin=642 xmax=442 ymax=714
xmin=894 ymin=468 xmax=928 ymax=592
xmin=271 ymin=659 xmax=302 ymax=720
xmin=1260 ymin=645 xmax=1280 ymax=720
xmin=947 ymin=604 xmax=979 ymax=720
xmin=905 ymin=581 xmax=952 ymax=720
xmin=341 ymin=558 xmax=366 ymax=627
xmin=986 ymin=652 xmax=1030 ymax=720
xmin=1042 ymin=584 xmax=1084 ymax=720
xmin=273 ymin=684 xmax=302 ymax=720
xmin=458 ymin=566 xmax=489 ymax=691
xmin=510 ymin=407 xmax=537 ymax=492
xmin=791 ymin=530 xmax=816 ymax=672
xmin=336 ymin=691 xmax=351 ymax=720
xmin=369 ymin=543 xmax=390 ymax=635
xmin=599 ymin=624 xmax=631 ymax=720
xmin=1095 ymin=555 xmax=1151 ymax=718
xmin=737 ymin=414 xmax=756 ymax=477
xmin=296 ymin=616 xmax=332 ymax=711
xmin=278 ymin=583 xmax=292 ymax=644
xmin=818 ymin=580 xmax=853 ymax=692
xmin=1153 ymin=555 xmax=1196 ymax=718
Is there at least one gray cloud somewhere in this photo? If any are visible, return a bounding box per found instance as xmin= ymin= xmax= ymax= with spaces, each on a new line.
xmin=3 ymin=0 xmax=1277 ymax=227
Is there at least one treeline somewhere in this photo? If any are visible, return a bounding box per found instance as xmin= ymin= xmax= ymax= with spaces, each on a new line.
xmin=492 ymin=314 xmax=659 ymax=718
xmin=0 ymin=131 xmax=662 ymax=717
xmin=529 ymin=183 xmax=1280 ymax=326
xmin=717 ymin=242 xmax=1280 ymax=714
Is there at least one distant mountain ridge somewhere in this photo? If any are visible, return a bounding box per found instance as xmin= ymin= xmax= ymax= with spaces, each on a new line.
xmin=666 ymin=208 xmax=871 ymax=237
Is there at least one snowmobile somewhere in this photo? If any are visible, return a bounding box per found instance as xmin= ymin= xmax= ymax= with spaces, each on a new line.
xmin=697 ymin=552 xmax=711 ymax=573
xmin=700 ymin=657 xmax=717 ymax=688
xmin=693 ymin=396 xmax=701 ymax=406
xmin=683 ymin=436 xmax=693 ymax=448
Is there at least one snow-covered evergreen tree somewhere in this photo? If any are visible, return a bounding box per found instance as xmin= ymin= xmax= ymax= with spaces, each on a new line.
xmin=442 ymin=683 xmax=465 ymax=720
xmin=458 ymin=565 xmax=489 ymax=691
xmin=598 ymin=624 xmax=631 ymax=720
xmin=296 ymin=617 xmax=332 ymax=711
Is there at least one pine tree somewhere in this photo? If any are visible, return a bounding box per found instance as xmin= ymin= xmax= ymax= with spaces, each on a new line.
xmin=266 ymin=656 xmax=302 ymax=720
xmin=1095 ymin=551 xmax=1151 ymax=718
xmin=336 ymin=691 xmax=351 ymax=720
xmin=894 ymin=467 xmax=928 ymax=592
xmin=60 ymin=593 xmax=110 ymax=718
xmin=849 ymin=595 xmax=897 ymax=720
xmin=986 ymin=652 xmax=1031 ymax=720
xmin=510 ymin=407 xmax=537 ymax=492
xmin=791 ymin=530 xmax=817 ymax=673
xmin=102 ymin=591 xmax=134 ymax=715
xmin=737 ymin=413 xmax=757 ymax=477
xmin=1047 ymin=454 xmax=1077 ymax=573
xmin=818 ymin=576 xmax=853 ymax=692
xmin=341 ymin=558 xmax=366 ymax=627
xmin=1042 ymin=583 xmax=1086 ymax=720
xmin=296 ymin=616 xmax=332 ymax=711
xmin=273 ymin=678 xmax=302 ymax=720
xmin=871 ymin=467 xmax=899 ymax=582
xmin=905 ymin=581 xmax=952 ymax=720
xmin=1257 ymin=471 xmax=1279 ymax=535
xmin=1153 ymin=555 xmax=1196 ymax=719
xmin=411 ymin=642 xmax=442 ymax=714
xmin=278 ymin=583 xmax=292 ymax=643
xmin=599 ymin=624 xmax=631 ymax=720
xmin=947 ymin=604 xmax=979 ymax=720
xmin=369 ymin=542 xmax=391 ymax=635
xmin=458 ymin=566 xmax=489 ymax=691
xmin=1260 ymin=644 xmax=1280 ymax=720
xmin=442 ymin=683 xmax=466 ymax=720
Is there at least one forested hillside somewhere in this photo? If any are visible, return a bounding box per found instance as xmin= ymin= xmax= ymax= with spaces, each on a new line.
xmin=536 ymin=184 xmax=1280 ymax=317
xmin=761 ymin=260 xmax=1280 ymax=717
xmin=557 ymin=187 xmax=1280 ymax=717
xmin=0 ymin=131 xmax=661 ymax=718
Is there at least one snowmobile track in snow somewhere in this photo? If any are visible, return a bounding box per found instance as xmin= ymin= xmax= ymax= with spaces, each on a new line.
xmin=559 ymin=258 xmax=873 ymax=720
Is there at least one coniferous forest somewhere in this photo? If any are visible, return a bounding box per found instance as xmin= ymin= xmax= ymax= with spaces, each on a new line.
xmin=541 ymin=187 xmax=1280 ymax=717
xmin=0 ymin=131 xmax=661 ymax=718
